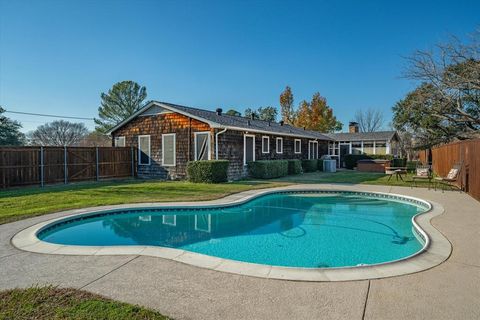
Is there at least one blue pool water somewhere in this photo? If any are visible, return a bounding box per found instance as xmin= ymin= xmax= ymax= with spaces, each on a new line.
xmin=38 ymin=192 xmax=427 ymax=268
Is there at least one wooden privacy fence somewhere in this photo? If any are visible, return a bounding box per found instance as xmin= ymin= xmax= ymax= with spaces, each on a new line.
xmin=0 ymin=146 xmax=137 ymax=188
xmin=418 ymin=139 xmax=480 ymax=201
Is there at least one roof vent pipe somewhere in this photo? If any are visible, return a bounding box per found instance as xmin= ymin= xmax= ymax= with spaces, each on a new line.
xmin=216 ymin=108 xmax=223 ymax=116
xmin=250 ymin=113 xmax=255 ymax=120
xmin=247 ymin=120 xmax=251 ymax=126
xmin=279 ymin=120 xmax=284 ymax=126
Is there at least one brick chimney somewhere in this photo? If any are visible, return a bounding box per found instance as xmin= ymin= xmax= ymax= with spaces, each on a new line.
xmin=349 ymin=122 xmax=359 ymax=133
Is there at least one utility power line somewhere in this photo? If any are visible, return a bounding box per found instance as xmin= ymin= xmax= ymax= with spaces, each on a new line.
xmin=5 ymin=110 xmax=95 ymax=121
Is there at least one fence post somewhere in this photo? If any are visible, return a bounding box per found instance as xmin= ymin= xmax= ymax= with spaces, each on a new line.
xmin=40 ymin=146 xmax=44 ymax=187
xmin=64 ymin=146 xmax=68 ymax=184
xmin=131 ymin=146 xmax=135 ymax=177
xmin=95 ymin=147 xmax=99 ymax=181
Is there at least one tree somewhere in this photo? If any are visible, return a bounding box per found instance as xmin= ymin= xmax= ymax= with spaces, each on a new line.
xmin=257 ymin=106 xmax=278 ymax=121
xmin=280 ymin=86 xmax=296 ymax=124
xmin=354 ymin=108 xmax=384 ymax=132
xmin=95 ymin=81 xmax=147 ymax=133
xmin=28 ymin=120 xmax=89 ymax=146
xmin=295 ymin=93 xmax=342 ymax=132
xmin=393 ymin=30 xmax=480 ymax=147
xmin=225 ymin=109 xmax=241 ymax=116
xmin=244 ymin=108 xmax=258 ymax=119
xmin=76 ymin=131 xmax=111 ymax=147
xmin=0 ymin=107 xmax=25 ymax=146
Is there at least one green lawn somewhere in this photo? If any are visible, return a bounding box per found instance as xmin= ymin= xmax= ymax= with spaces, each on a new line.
xmin=0 ymin=286 xmax=169 ymax=320
xmin=0 ymin=179 xmax=287 ymax=225
xmin=271 ymin=170 xmax=424 ymax=186
xmin=0 ymin=171 xmax=430 ymax=225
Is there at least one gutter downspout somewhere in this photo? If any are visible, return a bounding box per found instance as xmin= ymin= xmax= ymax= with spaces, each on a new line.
xmin=215 ymin=128 xmax=228 ymax=160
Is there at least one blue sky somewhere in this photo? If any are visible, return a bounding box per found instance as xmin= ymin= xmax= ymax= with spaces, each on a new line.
xmin=1 ymin=0 xmax=479 ymax=132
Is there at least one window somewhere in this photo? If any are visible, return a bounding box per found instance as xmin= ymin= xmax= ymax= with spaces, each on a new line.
xmin=363 ymin=141 xmax=374 ymax=154
xmin=351 ymin=141 xmax=362 ymax=155
xmin=294 ymin=139 xmax=301 ymax=154
xmin=276 ymin=137 xmax=283 ymax=154
xmin=115 ymin=136 xmax=125 ymax=147
xmin=162 ymin=133 xmax=176 ymax=166
xmin=194 ymin=132 xmax=210 ymax=160
xmin=262 ymin=136 xmax=269 ymax=153
xmin=138 ymin=135 xmax=150 ymax=165
xmin=375 ymin=141 xmax=387 ymax=155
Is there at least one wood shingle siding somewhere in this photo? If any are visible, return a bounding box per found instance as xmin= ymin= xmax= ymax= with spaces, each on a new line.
xmin=113 ymin=113 xmax=211 ymax=180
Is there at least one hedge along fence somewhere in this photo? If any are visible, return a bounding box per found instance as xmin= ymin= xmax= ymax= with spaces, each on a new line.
xmin=247 ymin=160 xmax=288 ymax=179
xmin=186 ymin=160 xmax=229 ymax=183
xmin=301 ymin=159 xmax=318 ymax=172
xmin=288 ymin=159 xmax=302 ymax=175
xmin=317 ymin=159 xmax=324 ymax=171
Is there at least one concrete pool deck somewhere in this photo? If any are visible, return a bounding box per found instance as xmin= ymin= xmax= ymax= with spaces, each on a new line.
xmin=1 ymin=184 xmax=479 ymax=319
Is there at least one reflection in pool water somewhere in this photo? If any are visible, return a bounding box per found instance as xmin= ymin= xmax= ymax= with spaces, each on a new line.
xmin=39 ymin=192 xmax=425 ymax=268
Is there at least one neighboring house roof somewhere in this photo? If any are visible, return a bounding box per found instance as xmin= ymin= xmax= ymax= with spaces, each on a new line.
xmin=325 ymin=131 xmax=398 ymax=142
xmin=108 ymin=101 xmax=333 ymax=141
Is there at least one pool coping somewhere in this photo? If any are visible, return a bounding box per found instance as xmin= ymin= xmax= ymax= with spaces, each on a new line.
xmin=10 ymin=184 xmax=452 ymax=282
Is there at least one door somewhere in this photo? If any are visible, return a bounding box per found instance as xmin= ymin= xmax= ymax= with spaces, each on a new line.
xmin=340 ymin=144 xmax=350 ymax=167
xmin=308 ymin=141 xmax=318 ymax=159
xmin=244 ymin=135 xmax=255 ymax=164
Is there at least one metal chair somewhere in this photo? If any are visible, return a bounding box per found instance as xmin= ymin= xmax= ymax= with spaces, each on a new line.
xmin=411 ymin=164 xmax=432 ymax=189
xmin=434 ymin=162 xmax=463 ymax=192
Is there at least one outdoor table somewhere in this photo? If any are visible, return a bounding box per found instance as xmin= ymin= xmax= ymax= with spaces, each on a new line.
xmin=385 ymin=167 xmax=407 ymax=182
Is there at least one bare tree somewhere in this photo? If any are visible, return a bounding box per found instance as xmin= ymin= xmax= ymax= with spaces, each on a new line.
xmin=354 ymin=108 xmax=384 ymax=132
xmin=28 ymin=120 xmax=89 ymax=146
xmin=401 ymin=29 xmax=480 ymax=136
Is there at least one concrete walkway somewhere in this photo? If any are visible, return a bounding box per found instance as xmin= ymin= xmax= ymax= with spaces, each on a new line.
xmin=1 ymin=184 xmax=479 ymax=320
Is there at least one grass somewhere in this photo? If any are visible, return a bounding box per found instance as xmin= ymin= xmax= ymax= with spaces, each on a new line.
xmin=271 ymin=170 xmax=427 ymax=187
xmin=0 ymin=170 xmax=430 ymax=225
xmin=0 ymin=286 xmax=169 ymax=320
xmin=0 ymin=179 xmax=287 ymax=225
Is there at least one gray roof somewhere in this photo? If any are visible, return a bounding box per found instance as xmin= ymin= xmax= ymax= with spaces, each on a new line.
xmin=325 ymin=131 xmax=398 ymax=142
xmin=109 ymin=101 xmax=333 ymax=141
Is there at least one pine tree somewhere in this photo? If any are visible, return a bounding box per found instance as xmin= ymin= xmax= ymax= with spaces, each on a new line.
xmin=95 ymin=81 xmax=147 ymax=133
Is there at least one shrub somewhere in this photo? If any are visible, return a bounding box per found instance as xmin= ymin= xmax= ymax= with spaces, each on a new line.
xmin=317 ymin=159 xmax=324 ymax=171
xmin=247 ymin=160 xmax=288 ymax=179
xmin=187 ymin=160 xmax=229 ymax=183
xmin=301 ymin=159 xmax=318 ymax=172
xmin=406 ymin=160 xmax=420 ymax=173
xmin=287 ymin=159 xmax=302 ymax=175
xmin=343 ymin=154 xmax=394 ymax=169
xmin=391 ymin=158 xmax=407 ymax=167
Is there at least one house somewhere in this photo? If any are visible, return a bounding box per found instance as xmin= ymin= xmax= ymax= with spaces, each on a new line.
xmin=107 ymin=101 xmax=332 ymax=180
xmin=325 ymin=122 xmax=400 ymax=167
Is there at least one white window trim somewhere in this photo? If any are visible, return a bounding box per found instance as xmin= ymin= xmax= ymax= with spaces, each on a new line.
xmin=262 ymin=136 xmax=270 ymax=154
xmin=162 ymin=215 xmax=176 ymax=226
xmin=195 ymin=214 xmax=211 ymax=233
xmin=243 ymin=134 xmax=256 ymax=165
xmin=194 ymin=131 xmax=211 ymax=160
xmin=276 ymin=137 xmax=283 ymax=154
xmin=138 ymin=135 xmax=151 ymax=165
xmin=308 ymin=140 xmax=318 ymax=160
xmin=294 ymin=139 xmax=301 ymax=154
xmin=115 ymin=136 xmax=125 ymax=147
xmin=162 ymin=133 xmax=176 ymax=167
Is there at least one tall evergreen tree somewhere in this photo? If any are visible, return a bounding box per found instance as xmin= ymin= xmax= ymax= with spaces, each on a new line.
xmin=0 ymin=107 xmax=25 ymax=146
xmin=95 ymin=81 xmax=147 ymax=133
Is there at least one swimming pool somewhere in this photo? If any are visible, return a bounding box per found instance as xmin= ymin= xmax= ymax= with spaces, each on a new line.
xmin=37 ymin=191 xmax=430 ymax=268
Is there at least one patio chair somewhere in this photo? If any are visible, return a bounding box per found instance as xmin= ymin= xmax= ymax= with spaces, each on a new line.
xmin=434 ymin=162 xmax=463 ymax=192
xmin=411 ymin=164 xmax=432 ymax=189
